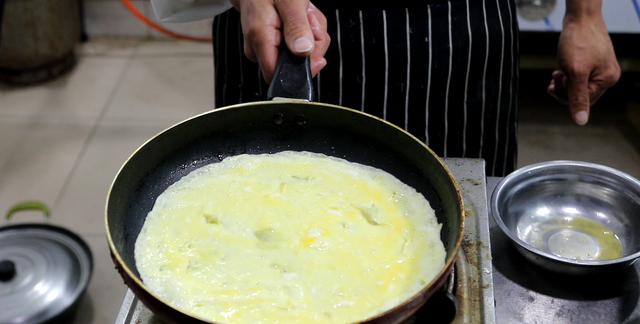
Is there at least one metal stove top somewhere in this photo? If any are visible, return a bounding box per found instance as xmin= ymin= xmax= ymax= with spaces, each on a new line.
xmin=115 ymin=158 xmax=496 ymax=324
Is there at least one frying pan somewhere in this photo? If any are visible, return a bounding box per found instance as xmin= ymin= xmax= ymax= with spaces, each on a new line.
xmin=105 ymin=48 xmax=465 ymax=324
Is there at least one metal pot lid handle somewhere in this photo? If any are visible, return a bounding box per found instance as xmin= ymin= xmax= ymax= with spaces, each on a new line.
xmin=5 ymin=200 xmax=51 ymax=224
xmin=0 ymin=259 xmax=16 ymax=282
xmin=266 ymin=45 xmax=315 ymax=101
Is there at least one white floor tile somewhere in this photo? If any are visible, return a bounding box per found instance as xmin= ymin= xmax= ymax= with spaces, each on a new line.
xmin=134 ymin=38 xmax=214 ymax=56
xmin=0 ymin=120 xmax=26 ymax=170
xmin=0 ymin=120 xmax=93 ymax=224
xmin=103 ymin=48 xmax=215 ymax=124
xmin=0 ymin=55 xmax=129 ymax=121
xmin=54 ymin=120 xmax=171 ymax=235
xmin=77 ymin=37 xmax=140 ymax=57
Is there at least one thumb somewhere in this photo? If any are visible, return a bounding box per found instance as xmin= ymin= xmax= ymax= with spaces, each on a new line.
xmin=566 ymin=72 xmax=591 ymax=126
xmin=276 ymin=0 xmax=315 ymax=56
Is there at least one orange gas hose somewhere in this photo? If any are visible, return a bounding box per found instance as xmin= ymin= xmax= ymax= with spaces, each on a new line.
xmin=120 ymin=0 xmax=213 ymax=42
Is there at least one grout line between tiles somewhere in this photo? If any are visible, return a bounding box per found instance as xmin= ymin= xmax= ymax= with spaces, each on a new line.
xmin=51 ymin=44 xmax=141 ymax=212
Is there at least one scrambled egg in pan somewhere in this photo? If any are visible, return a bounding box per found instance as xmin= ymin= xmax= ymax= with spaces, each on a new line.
xmin=135 ymin=151 xmax=445 ymax=323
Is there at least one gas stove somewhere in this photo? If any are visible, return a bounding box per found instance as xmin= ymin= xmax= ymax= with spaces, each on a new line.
xmin=115 ymin=158 xmax=496 ymax=324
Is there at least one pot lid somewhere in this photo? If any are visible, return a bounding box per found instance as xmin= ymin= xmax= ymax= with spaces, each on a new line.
xmin=0 ymin=202 xmax=93 ymax=324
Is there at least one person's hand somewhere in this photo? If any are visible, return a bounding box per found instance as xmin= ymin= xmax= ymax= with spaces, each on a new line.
xmin=229 ymin=0 xmax=330 ymax=83
xmin=547 ymin=7 xmax=620 ymax=125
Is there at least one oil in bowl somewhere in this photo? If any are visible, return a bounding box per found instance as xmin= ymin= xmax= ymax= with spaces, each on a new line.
xmin=518 ymin=216 xmax=623 ymax=261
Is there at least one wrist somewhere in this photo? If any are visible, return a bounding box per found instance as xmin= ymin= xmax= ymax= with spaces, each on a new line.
xmin=564 ymin=0 xmax=603 ymax=24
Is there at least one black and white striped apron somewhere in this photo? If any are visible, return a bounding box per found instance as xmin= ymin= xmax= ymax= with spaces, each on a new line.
xmin=212 ymin=0 xmax=519 ymax=177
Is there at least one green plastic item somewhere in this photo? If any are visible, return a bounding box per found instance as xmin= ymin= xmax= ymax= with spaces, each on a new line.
xmin=5 ymin=201 xmax=51 ymax=223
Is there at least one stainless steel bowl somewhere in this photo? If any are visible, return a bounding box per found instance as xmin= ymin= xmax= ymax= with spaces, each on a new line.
xmin=491 ymin=160 xmax=640 ymax=275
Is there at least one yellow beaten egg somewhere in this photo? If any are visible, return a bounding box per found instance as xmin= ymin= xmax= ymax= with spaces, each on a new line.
xmin=134 ymin=151 xmax=445 ymax=324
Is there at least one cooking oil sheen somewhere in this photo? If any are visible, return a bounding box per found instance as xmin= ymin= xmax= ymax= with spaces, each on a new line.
xmin=519 ymin=216 xmax=623 ymax=261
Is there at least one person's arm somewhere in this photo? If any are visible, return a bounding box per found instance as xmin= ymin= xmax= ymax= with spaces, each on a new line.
xmin=229 ymin=0 xmax=329 ymax=83
xmin=547 ymin=0 xmax=621 ymax=125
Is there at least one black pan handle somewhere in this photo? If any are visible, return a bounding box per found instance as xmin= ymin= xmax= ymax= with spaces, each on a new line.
xmin=267 ymin=45 xmax=315 ymax=101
